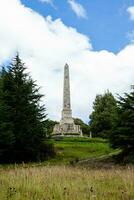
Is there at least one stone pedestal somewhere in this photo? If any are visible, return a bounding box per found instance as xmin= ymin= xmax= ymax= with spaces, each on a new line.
xmin=52 ymin=64 xmax=82 ymax=137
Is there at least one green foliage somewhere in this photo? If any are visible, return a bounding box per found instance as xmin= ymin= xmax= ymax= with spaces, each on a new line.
xmin=43 ymin=119 xmax=58 ymax=137
xmin=0 ymin=67 xmax=16 ymax=159
xmin=74 ymin=118 xmax=90 ymax=136
xmin=110 ymin=89 xmax=134 ymax=163
xmin=0 ymin=54 xmax=54 ymax=163
xmin=90 ymin=91 xmax=118 ymax=138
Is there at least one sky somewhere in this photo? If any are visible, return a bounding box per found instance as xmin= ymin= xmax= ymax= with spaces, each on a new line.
xmin=21 ymin=0 xmax=134 ymax=53
xmin=0 ymin=0 xmax=134 ymax=122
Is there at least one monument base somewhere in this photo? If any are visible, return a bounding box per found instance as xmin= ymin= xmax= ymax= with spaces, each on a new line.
xmin=52 ymin=122 xmax=82 ymax=137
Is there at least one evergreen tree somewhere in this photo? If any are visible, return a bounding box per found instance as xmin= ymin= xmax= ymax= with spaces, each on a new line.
xmin=0 ymin=55 xmax=54 ymax=163
xmin=0 ymin=68 xmax=15 ymax=160
xmin=89 ymin=91 xmax=118 ymax=138
xmin=110 ymin=89 xmax=134 ymax=162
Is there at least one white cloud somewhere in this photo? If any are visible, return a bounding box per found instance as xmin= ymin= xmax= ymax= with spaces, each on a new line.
xmin=0 ymin=0 xmax=134 ymax=122
xmin=39 ymin=0 xmax=53 ymax=4
xmin=127 ymin=7 xmax=134 ymax=43
xmin=127 ymin=31 xmax=134 ymax=43
xmin=127 ymin=6 xmax=134 ymax=20
xmin=68 ymin=0 xmax=87 ymax=19
xmin=38 ymin=0 xmax=56 ymax=8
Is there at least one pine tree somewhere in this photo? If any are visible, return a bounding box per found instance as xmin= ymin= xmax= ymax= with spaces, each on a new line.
xmin=0 ymin=55 xmax=53 ymax=163
xmin=110 ymin=89 xmax=134 ymax=162
xmin=89 ymin=91 xmax=118 ymax=138
xmin=0 ymin=68 xmax=15 ymax=161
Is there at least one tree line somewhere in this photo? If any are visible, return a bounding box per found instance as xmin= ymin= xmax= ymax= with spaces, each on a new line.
xmin=89 ymin=89 xmax=134 ymax=163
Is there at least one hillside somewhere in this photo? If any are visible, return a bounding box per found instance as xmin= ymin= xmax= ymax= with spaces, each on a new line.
xmin=46 ymin=137 xmax=118 ymax=165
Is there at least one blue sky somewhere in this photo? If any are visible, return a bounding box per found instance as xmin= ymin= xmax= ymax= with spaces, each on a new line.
xmin=21 ymin=0 xmax=134 ymax=53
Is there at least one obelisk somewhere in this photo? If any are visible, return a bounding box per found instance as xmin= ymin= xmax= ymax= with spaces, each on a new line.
xmin=61 ymin=64 xmax=74 ymax=124
xmin=52 ymin=64 xmax=82 ymax=136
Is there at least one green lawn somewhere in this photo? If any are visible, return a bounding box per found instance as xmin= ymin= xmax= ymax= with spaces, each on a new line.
xmin=46 ymin=137 xmax=118 ymax=165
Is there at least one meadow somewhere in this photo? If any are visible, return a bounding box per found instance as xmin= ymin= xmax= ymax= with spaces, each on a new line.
xmin=0 ymin=138 xmax=133 ymax=200
xmin=0 ymin=165 xmax=134 ymax=200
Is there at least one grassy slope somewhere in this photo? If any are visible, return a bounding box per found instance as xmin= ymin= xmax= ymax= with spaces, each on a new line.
xmin=0 ymin=137 xmax=117 ymax=168
xmin=46 ymin=137 xmax=118 ymax=165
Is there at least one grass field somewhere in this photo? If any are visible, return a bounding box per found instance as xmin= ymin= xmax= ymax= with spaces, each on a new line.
xmin=0 ymin=137 xmax=133 ymax=200
xmin=0 ymin=165 xmax=134 ymax=200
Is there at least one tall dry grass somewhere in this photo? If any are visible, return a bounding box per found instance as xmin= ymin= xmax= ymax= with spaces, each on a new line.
xmin=0 ymin=165 xmax=134 ymax=200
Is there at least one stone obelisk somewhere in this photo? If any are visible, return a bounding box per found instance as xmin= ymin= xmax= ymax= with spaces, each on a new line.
xmin=52 ymin=64 xmax=82 ymax=136
xmin=61 ymin=64 xmax=74 ymax=124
